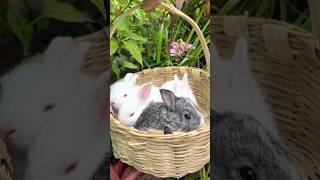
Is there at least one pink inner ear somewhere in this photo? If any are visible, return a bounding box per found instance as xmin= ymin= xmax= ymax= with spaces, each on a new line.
xmin=138 ymin=85 xmax=151 ymax=102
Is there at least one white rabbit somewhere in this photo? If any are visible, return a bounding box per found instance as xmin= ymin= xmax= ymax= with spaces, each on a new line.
xmin=25 ymin=72 xmax=108 ymax=180
xmin=212 ymin=38 xmax=278 ymax=137
xmin=161 ymin=73 xmax=198 ymax=105
xmin=110 ymin=73 xmax=140 ymax=112
xmin=117 ymin=83 xmax=162 ymax=126
xmin=0 ymin=37 xmax=91 ymax=151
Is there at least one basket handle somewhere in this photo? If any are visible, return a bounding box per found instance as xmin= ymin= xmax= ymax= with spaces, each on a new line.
xmin=308 ymin=0 xmax=320 ymax=41
xmin=110 ymin=2 xmax=210 ymax=72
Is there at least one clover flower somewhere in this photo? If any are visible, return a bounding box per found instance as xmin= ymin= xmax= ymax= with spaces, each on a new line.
xmin=169 ymin=40 xmax=192 ymax=58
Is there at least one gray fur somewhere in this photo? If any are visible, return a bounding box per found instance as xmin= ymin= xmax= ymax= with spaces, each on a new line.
xmin=134 ymin=89 xmax=201 ymax=133
xmin=212 ymin=110 xmax=300 ymax=180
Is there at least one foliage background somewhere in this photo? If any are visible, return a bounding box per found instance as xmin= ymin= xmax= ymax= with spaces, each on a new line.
xmin=0 ymin=0 xmax=106 ymax=75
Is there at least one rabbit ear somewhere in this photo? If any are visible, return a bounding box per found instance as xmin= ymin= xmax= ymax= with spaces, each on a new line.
xmin=43 ymin=37 xmax=75 ymax=64
xmin=211 ymin=42 xmax=230 ymax=92
xmin=124 ymin=73 xmax=138 ymax=84
xmin=138 ymin=84 xmax=152 ymax=103
xmin=182 ymin=73 xmax=188 ymax=85
xmin=173 ymin=74 xmax=179 ymax=81
xmin=230 ymin=38 xmax=254 ymax=93
xmin=160 ymin=89 xmax=176 ymax=111
xmin=62 ymin=42 xmax=91 ymax=72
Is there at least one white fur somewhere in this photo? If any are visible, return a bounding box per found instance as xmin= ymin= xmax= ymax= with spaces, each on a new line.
xmin=0 ymin=37 xmax=91 ymax=150
xmin=161 ymin=73 xmax=198 ymax=105
xmin=212 ymin=38 xmax=278 ymax=137
xmin=25 ymin=72 xmax=108 ymax=180
xmin=117 ymin=84 xmax=162 ymax=126
xmin=110 ymin=73 xmax=139 ymax=111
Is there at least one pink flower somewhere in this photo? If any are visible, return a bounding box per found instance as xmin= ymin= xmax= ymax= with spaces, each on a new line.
xmin=169 ymin=39 xmax=192 ymax=58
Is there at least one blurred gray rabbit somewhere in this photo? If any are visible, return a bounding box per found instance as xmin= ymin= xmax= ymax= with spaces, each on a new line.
xmin=211 ymin=38 xmax=300 ymax=179
xmin=212 ymin=110 xmax=300 ymax=180
xmin=134 ymin=89 xmax=202 ymax=134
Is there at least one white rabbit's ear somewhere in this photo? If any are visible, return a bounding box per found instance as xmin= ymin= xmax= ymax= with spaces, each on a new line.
xmin=138 ymin=84 xmax=152 ymax=103
xmin=160 ymin=89 xmax=176 ymax=111
xmin=230 ymin=38 xmax=254 ymax=93
xmin=124 ymin=73 xmax=133 ymax=81
xmin=62 ymin=41 xmax=91 ymax=72
xmin=124 ymin=73 xmax=138 ymax=84
xmin=43 ymin=37 xmax=75 ymax=64
xmin=173 ymin=74 xmax=179 ymax=81
xmin=182 ymin=73 xmax=189 ymax=85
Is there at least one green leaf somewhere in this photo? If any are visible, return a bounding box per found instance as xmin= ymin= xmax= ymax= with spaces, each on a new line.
xmin=156 ymin=23 xmax=164 ymax=64
xmin=279 ymin=0 xmax=287 ymax=21
xmin=124 ymin=31 xmax=148 ymax=42
xmin=112 ymin=63 xmax=121 ymax=78
xmin=6 ymin=7 xmax=33 ymax=55
xmin=117 ymin=17 xmax=129 ymax=32
xmin=90 ymin=0 xmax=106 ymax=20
xmin=122 ymin=40 xmax=143 ymax=67
xmin=110 ymin=38 xmax=118 ymax=55
xmin=41 ymin=0 xmax=92 ymax=23
xmin=122 ymin=60 xmax=138 ymax=69
xmin=218 ymin=0 xmax=239 ymax=16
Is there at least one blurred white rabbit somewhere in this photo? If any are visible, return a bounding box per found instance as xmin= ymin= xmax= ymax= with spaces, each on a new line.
xmin=25 ymin=72 xmax=108 ymax=180
xmin=110 ymin=73 xmax=139 ymax=112
xmin=117 ymin=83 xmax=162 ymax=126
xmin=0 ymin=37 xmax=91 ymax=151
xmin=212 ymin=38 xmax=278 ymax=137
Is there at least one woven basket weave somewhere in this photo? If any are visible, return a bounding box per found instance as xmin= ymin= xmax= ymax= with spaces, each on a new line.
xmin=213 ymin=3 xmax=320 ymax=178
xmin=110 ymin=2 xmax=210 ymax=178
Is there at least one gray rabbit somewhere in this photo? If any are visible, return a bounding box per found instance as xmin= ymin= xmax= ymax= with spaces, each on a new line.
xmin=212 ymin=110 xmax=300 ymax=180
xmin=134 ymin=89 xmax=202 ymax=134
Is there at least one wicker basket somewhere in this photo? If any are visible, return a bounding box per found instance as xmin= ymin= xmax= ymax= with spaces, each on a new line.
xmin=110 ymin=2 xmax=210 ymax=178
xmin=213 ymin=1 xmax=320 ymax=178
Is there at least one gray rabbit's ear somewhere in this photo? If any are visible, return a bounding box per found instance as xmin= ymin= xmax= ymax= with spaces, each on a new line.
xmin=43 ymin=37 xmax=75 ymax=64
xmin=160 ymin=89 xmax=176 ymax=111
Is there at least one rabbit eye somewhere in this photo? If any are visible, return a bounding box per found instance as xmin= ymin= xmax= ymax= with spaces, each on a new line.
xmin=184 ymin=113 xmax=191 ymax=119
xmin=123 ymin=94 xmax=127 ymax=97
xmin=129 ymin=113 xmax=135 ymax=117
xmin=238 ymin=166 xmax=256 ymax=180
xmin=43 ymin=104 xmax=55 ymax=112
